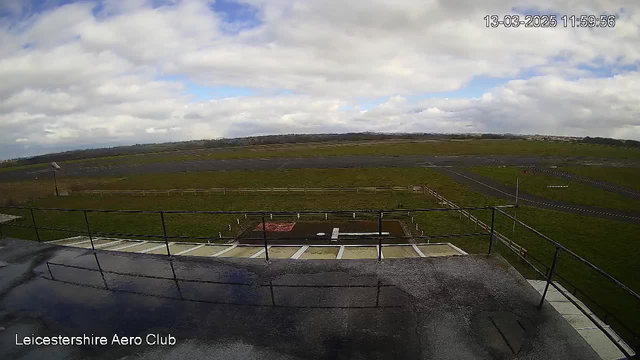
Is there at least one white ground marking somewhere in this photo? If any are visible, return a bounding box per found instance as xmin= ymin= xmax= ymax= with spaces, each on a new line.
xmin=331 ymin=228 xmax=339 ymax=240
xmin=339 ymin=232 xmax=390 ymax=236
xmin=412 ymin=244 xmax=426 ymax=257
xmin=46 ymin=236 xmax=84 ymax=244
xmin=140 ymin=243 xmax=173 ymax=254
xmin=336 ymin=245 xmax=345 ymax=259
xmin=250 ymin=246 xmax=270 ymax=258
xmin=211 ymin=245 xmax=237 ymax=257
xmin=94 ymin=240 xmax=123 ymax=248
xmin=67 ymin=239 xmax=91 ymax=247
xmin=175 ymin=244 xmax=205 ymax=256
xmin=291 ymin=246 xmax=309 ymax=259
xmin=447 ymin=243 xmax=469 ymax=255
xmin=111 ymin=241 xmax=148 ymax=251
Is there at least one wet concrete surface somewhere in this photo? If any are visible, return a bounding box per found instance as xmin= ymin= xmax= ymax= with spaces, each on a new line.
xmin=3 ymin=154 xmax=638 ymax=181
xmin=440 ymin=168 xmax=640 ymax=223
xmin=0 ymin=238 xmax=600 ymax=359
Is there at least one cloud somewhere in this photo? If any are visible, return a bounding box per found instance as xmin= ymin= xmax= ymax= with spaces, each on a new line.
xmin=15 ymin=137 xmax=28 ymax=143
xmin=0 ymin=0 xmax=639 ymax=159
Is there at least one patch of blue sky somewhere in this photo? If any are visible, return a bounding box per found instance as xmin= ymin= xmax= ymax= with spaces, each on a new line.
xmin=159 ymin=75 xmax=257 ymax=100
xmin=210 ymin=0 xmax=261 ymax=33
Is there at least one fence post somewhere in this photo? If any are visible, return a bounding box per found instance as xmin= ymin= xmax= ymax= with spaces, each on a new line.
xmin=262 ymin=215 xmax=269 ymax=261
xmin=488 ymin=207 xmax=495 ymax=255
xmin=160 ymin=212 xmax=171 ymax=257
xmin=83 ymin=210 xmax=95 ymax=251
xmin=538 ymin=246 xmax=561 ymax=309
xmin=30 ymin=208 xmax=41 ymax=243
xmin=378 ymin=210 xmax=383 ymax=261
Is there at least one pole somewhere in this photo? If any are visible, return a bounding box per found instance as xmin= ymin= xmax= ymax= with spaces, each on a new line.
xmin=262 ymin=215 xmax=269 ymax=261
xmin=487 ymin=208 xmax=495 ymax=255
xmin=512 ymin=178 xmax=519 ymax=233
xmin=378 ymin=210 xmax=383 ymax=261
xmin=160 ymin=212 xmax=171 ymax=257
xmin=538 ymin=246 xmax=561 ymax=309
xmin=83 ymin=210 xmax=95 ymax=251
xmin=30 ymin=208 xmax=40 ymax=243
xmin=52 ymin=167 xmax=59 ymax=196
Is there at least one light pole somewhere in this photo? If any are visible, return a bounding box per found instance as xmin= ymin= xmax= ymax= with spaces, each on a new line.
xmin=51 ymin=162 xmax=60 ymax=196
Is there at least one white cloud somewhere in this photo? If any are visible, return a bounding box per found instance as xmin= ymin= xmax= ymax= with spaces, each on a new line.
xmin=15 ymin=137 xmax=28 ymax=143
xmin=0 ymin=0 xmax=639 ymax=159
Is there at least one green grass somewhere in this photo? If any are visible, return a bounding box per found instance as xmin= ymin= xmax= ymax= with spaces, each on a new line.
xmin=561 ymin=166 xmax=640 ymax=192
xmin=470 ymin=166 xmax=640 ymax=213
xmin=3 ymin=139 xmax=640 ymax=173
xmin=89 ymin=168 xmax=450 ymax=190
xmin=2 ymin=166 xmax=638 ymax=344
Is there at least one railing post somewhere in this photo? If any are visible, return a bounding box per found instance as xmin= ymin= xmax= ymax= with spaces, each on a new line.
xmin=262 ymin=215 xmax=269 ymax=261
xmin=378 ymin=210 xmax=383 ymax=261
xmin=83 ymin=210 xmax=95 ymax=251
xmin=160 ymin=211 xmax=171 ymax=257
xmin=538 ymin=246 xmax=561 ymax=309
xmin=488 ymin=207 xmax=495 ymax=255
xmin=30 ymin=208 xmax=41 ymax=243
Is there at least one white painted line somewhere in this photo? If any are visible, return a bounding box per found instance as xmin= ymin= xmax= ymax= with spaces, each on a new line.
xmin=211 ymin=245 xmax=237 ymax=257
xmin=339 ymin=232 xmax=390 ymax=236
xmin=412 ymin=244 xmax=426 ymax=257
xmin=250 ymin=246 xmax=269 ymax=258
xmin=111 ymin=241 xmax=147 ymax=251
xmin=140 ymin=243 xmax=173 ymax=254
xmin=95 ymin=240 xmax=123 ymax=248
xmin=447 ymin=243 xmax=468 ymax=255
xmin=291 ymin=245 xmax=309 ymax=259
xmin=336 ymin=245 xmax=345 ymax=259
xmin=67 ymin=239 xmax=91 ymax=247
xmin=175 ymin=244 xmax=205 ymax=256
xmin=46 ymin=236 xmax=83 ymax=244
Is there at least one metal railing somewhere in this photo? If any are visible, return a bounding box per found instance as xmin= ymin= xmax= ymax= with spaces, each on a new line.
xmin=493 ymin=207 xmax=638 ymax=358
xmin=1 ymin=202 xmax=637 ymax=357
xmin=0 ymin=204 xmax=504 ymax=261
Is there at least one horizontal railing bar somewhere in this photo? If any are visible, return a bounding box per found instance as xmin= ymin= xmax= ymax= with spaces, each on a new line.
xmin=494 ymin=207 xmax=640 ymax=303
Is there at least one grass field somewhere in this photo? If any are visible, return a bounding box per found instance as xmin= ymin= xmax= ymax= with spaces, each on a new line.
xmin=1 ymin=166 xmax=638 ymax=343
xmin=469 ymin=166 xmax=640 ymax=212
xmin=3 ymin=139 xmax=640 ymax=173
xmin=561 ymin=166 xmax=640 ymax=192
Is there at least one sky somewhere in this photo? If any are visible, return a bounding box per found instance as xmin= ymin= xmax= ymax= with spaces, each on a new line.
xmin=0 ymin=0 xmax=639 ymax=159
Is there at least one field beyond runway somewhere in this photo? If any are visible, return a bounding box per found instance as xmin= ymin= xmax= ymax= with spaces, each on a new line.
xmin=3 ymin=154 xmax=640 ymax=181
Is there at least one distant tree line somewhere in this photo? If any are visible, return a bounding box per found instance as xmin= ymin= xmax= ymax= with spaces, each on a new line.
xmin=0 ymin=132 xmax=566 ymax=168
xmin=578 ymin=136 xmax=640 ymax=149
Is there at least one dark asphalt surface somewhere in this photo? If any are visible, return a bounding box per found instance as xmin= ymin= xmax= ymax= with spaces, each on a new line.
xmin=0 ymin=238 xmax=599 ymax=360
xmin=3 ymin=154 xmax=639 ymax=181
xmin=440 ymin=168 xmax=640 ymax=223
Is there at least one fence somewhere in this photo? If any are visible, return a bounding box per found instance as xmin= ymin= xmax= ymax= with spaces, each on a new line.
xmin=421 ymin=184 xmax=638 ymax=358
xmin=0 ymin=201 xmax=637 ymax=358
xmin=0 ymin=205 xmax=502 ymax=261
xmin=72 ymin=185 xmax=425 ymax=197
